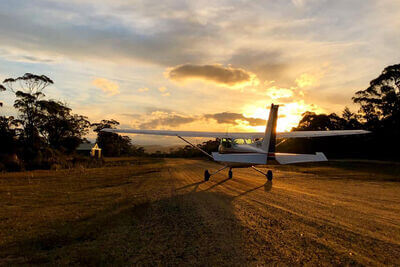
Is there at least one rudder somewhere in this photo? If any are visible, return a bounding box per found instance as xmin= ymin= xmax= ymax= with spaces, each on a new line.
xmin=261 ymin=104 xmax=279 ymax=153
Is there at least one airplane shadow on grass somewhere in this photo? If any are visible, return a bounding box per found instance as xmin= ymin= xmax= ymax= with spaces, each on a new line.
xmin=177 ymin=176 xmax=273 ymax=196
xmin=203 ymin=176 xmax=272 ymax=197
xmin=1 ymin=191 xmax=258 ymax=265
xmin=176 ymin=181 xmax=205 ymax=192
xmin=3 ymin=178 xmax=272 ymax=265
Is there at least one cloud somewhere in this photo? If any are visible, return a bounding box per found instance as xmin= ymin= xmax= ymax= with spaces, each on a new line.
xmin=139 ymin=112 xmax=196 ymax=129
xmin=295 ymin=73 xmax=319 ymax=88
xmin=266 ymin=86 xmax=294 ymax=99
xmin=204 ymin=112 xmax=266 ymax=126
xmin=92 ymin=78 xmax=120 ymax=96
xmin=228 ymin=49 xmax=292 ymax=87
xmin=166 ymin=64 xmax=258 ymax=88
xmin=158 ymin=86 xmax=170 ymax=96
xmin=0 ymin=1 xmax=220 ymax=66
xmin=138 ymin=87 xmax=149 ymax=92
xmin=158 ymin=86 xmax=167 ymax=92
xmin=136 ymin=110 xmax=266 ymax=129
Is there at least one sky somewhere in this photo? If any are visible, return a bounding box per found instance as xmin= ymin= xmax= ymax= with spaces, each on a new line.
xmin=0 ymin=0 xmax=399 ymax=145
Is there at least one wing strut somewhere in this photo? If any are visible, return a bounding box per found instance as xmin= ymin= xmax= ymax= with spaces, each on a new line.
xmin=177 ymin=136 xmax=214 ymax=159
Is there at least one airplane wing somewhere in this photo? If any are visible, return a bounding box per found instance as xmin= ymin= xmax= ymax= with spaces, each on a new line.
xmin=276 ymin=130 xmax=370 ymax=139
xmin=102 ymin=128 xmax=263 ymax=138
xmin=102 ymin=128 xmax=370 ymax=139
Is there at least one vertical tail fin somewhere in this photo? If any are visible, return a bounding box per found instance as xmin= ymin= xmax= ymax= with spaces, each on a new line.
xmin=261 ymin=104 xmax=279 ymax=153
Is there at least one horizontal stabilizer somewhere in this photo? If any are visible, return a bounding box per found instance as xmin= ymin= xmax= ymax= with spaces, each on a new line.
xmin=275 ymin=152 xmax=327 ymax=164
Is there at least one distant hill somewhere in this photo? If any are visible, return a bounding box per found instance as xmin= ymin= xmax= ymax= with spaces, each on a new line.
xmin=140 ymin=145 xmax=184 ymax=153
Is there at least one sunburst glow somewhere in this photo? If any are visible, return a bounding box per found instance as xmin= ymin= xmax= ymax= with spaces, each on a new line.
xmin=242 ymin=101 xmax=324 ymax=132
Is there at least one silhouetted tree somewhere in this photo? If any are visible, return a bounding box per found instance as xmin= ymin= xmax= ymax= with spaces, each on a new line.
xmin=342 ymin=107 xmax=362 ymax=129
xmin=0 ymin=116 xmax=19 ymax=155
xmin=37 ymin=100 xmax=91 ymax=152
xmin=92 ymin=120 xmax=145 ymax=156
xmin=280 ymin=107 xmax=365 ymax=157
xmin=0 ymin=84 xmax=5 ymax=107
xmin=3 ymin=73 xmax=54 ymax=155
xmin=1 ymin=73 xmax=91 ymax=164
xmin=353 ymin=64 xmax=400 ymax=130
xmin=293 ymin=112 xmax=347 ymax=131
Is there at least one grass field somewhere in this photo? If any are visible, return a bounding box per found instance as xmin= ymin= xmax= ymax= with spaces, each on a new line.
xmin=1 ymin=157 xmax=400 ymax=265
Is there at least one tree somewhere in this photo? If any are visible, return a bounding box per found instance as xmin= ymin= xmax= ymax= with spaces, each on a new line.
xmin=353 ymin=64 xmax=400 ymax=130
xmin=293 ymin=112 xmax=347 ymax=131
xmin=342 ymin=107 xmax=362 ymax=129
xmin=37 ymin=100 xmax=90 ymax=151
xmin=0 ymin=116 xmax=19 ymax=155
xmin=0 ymin=84 xmax=5 ymax=107
xmin=92 ymin=119 xmax=141 ymax=157
xmin=2 ymin=73 xmax=90 ymax=157
xmin=2 ymin=73 xmax=54 ymax=153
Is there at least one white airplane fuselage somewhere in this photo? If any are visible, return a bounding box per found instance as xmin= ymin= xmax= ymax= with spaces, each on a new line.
xmin=216 ymin=140 xmax=277 ymax=168
xmin=218 ymin=142 xmax=266 ymax=154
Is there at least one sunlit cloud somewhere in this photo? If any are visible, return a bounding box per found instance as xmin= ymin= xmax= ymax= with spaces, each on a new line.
xmin=92 ymin=78 xmax=120 ymax=96
xmin=139 ymin=111 xmax=196 ymax=129
xmin=266 ymin=86 xmax=294 ymax=99
xmin=204 ymin=112 xmax=265 ymax=126
xmin=295 ymin=73 xmax=319 ymax=88
xmin=166 ymin=64 xmax=259 ymax=89
xmin=138 ymin=87 xmax=149 ymax=92
xmin=158 ymin=86 xmax=170 ymax=96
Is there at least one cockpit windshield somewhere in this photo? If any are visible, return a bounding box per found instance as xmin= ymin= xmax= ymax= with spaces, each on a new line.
xmin=220 ymin=138 xmax=254 ymax=148
xmin=233 ymin=138 xmax=254 ymax=145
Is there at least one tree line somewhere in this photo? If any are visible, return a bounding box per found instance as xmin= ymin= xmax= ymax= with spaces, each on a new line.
xmin=0 ymin=74 xmax=144 ymax=171
xmin=279 ymin=63 xmax=400 ymax=159
xmin=1 ymin=63 xmax=399 ymax=170
xmin=161 ymin=64 xmax=400 ymax=160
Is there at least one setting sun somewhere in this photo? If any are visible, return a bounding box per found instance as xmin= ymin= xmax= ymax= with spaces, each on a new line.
xmin=242 ymin=101 xmax=324 ymax=132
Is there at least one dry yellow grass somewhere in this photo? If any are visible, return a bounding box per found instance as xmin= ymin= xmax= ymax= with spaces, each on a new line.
xmin=1 ymin=158 xmax=400 ymax=265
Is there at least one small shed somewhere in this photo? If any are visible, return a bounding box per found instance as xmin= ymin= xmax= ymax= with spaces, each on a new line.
xmin=77 ymin=143 xmax=102 ymax=158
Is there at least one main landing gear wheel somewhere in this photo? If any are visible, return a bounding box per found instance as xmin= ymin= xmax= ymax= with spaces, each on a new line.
xmin=204 ymin=170 xmax=210 ymax=181
xmin=228 ymin=169 xmax=233 ymax=179
xmin=266 ymin=170 xmax=273 ymax=181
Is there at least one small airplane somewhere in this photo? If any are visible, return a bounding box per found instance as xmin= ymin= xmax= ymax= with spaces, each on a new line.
xmin=103 ymin=104 xmax=369 ymax=181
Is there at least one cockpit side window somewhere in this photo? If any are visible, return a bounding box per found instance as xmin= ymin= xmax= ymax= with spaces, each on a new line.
xmin=233 ymin=138 xmax=245 ymax=145
xmin=221 ymin=138 xmax=232 ymax=148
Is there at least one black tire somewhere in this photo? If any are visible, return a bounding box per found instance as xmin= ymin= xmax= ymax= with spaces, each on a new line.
xmin=266 ymin=170 xmax=273 ymax=181
xmin=204 ymin=170 xmax=210 ymax=181
xmin=228 ymin=169 xmax=233 ymax=179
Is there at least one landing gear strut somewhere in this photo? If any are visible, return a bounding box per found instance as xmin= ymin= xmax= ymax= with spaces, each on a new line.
xmin=252 ymin=166 xmax=273 ymax=181
xmin=204 ymin=166 xmax=230 ymax=181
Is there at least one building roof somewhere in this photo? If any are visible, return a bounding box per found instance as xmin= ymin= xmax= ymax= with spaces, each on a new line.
xmin=76 ymin=143 xmax=95 ymax=150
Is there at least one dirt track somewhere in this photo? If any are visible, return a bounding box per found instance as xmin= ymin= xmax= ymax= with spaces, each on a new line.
xmin=153 ymin=159 xmax=400 ymax=265
xmin=1 ymin=158 xmax=400 ymax=265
